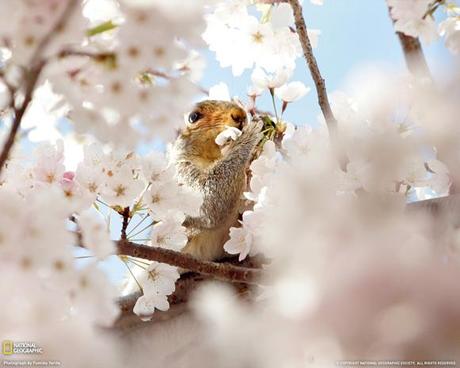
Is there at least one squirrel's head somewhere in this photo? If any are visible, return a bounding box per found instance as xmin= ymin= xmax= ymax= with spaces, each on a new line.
xmin=183 ymin=100 xmax=247 ymax=133
xmin=177 ymin=100 xmax=247 ymax=165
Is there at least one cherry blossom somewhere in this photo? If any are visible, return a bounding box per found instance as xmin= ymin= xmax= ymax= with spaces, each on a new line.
xmin=150 ymin=218 xmax=188 ymax=251
xmin=282 ymin=125 xmax=330 ymax=160
xmin=21 ymin=82 xmax=68 ymax=142
xmin=0 ymin=0 xmax=87 ymax=66
xmin=32 ymin=140 xmax=66 ymax=186
xmin=144 ymin=161 xmax=202 ymax=222
xmin=133 ymin=292 xmax=170 ymax=320
xmin=275 ymin=81 xmax=310 ymax=104
xmin=69 ymin=263 xmax=120 ymax=326
xmin=388 ymin=0 xmax=438 ymax=43
xmin=424 ymin=159 xmax=451 ymax=194
xmin=223 ymin=225 xmax=252 ymax=261
xmin=439 ymin=13 xmax=460 ymax=54
xmin=103 ymin=166 xmax=145 ymax=207
xmin=132 ymin=261 xmax=180 ymax=318
xmin=215 ymin=126 xmax=243 ymax=146
xmin=251 ymin=67 xmax=291 ymax=91
xmin=146 ymin=179 xmax=186 ymax=221
xmin=203 ymin=1 xmax=302 ymax=75
xmin=75 ymin=144 xmax=146 ymax=207
xmin=78 ymin=209 xmax=115 ymax=259
xmin=208 ymin=82 xmax=232 ymax=101
xmin=175 ymin=50 xmax=206 ymax=83
xmin=245 ymin=140 xmax=282 ymax=201
xmin=140 ymin=152 xmax=169 ymax=183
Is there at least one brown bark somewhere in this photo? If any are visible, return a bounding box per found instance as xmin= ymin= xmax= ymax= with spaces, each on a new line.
xmin=117 ymin=240 xmax=265 ymax=285
xmin=387 ymin=4 xmax=432 ymax=79
xmin=288 ymin=0 xmax=347 ymax=169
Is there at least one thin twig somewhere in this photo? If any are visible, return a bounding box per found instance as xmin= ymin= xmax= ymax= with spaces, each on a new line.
xmin=0 ymin=70 xmax=17 ymax=114
xmin=287 ymin=0 xmax=346 ymax=168
xmin=126 ymin=213 xmax=150 ymax=236
xmin=57 ymin=49 xmax=115 ymax=60
xmin=29 ymin=0 xmax=79 ymax=64
xmin=0 ymin=60 xmax=45 ymax=175
xmin=121 ymin=258 xmax=143 ymax=293
xmin=288 ymin=0 xmax=337 ymax=132
xmin=120 ymin=206 xmax=130 ymax=240
xmin=128 ymin=220 xmax=155 ymax=240
xmin=422 ymin=0 xmax=445 ymax=20
xmin=117 ymin=240 xmax=264 ymax=285
xmin=146 ymin=67 xmax=209 ymax=95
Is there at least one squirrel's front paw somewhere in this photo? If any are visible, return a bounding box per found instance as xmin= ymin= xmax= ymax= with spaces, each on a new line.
xmin=242 ymin=118 xmax=264 ymax=144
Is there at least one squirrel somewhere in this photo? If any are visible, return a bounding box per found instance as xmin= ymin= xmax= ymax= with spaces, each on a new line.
xmin=171 ymin=100 xmax=263 ymax=262
xmin=121 ymin=100 xmax=261 ymax=296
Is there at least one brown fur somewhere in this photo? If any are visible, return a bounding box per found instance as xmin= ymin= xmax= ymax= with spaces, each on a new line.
xmin=171 ymin=100 xmax=262 ymax=261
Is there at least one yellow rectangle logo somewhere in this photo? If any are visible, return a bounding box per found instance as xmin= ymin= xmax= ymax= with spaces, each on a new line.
xmin=2 ymin=340 xmax=14 ymax=355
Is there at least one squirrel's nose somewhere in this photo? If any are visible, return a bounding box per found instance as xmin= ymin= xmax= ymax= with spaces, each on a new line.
xmin=231 ymin=114 xmax=245 ymax=129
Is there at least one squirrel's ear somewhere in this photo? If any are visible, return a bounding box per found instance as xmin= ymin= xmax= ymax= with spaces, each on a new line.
xmin=232 ymin=98 xmax=247 ymax=112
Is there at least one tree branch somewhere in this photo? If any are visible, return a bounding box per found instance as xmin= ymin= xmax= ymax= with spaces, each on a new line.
xmin=116 ymin=272 xmax=252 ymax=322
xmin=0 ymin=61 xmax=45 ymax=175
xmin=287 ymin=0 xmax=346 ymax=168
xmin=387 ymin=4 xmax=432 ymax=79
xmin=71 ymin=208 xmax=265 ymax=286
xmin=386 ymin=3 xmax=459 ymax=194
xmin=116 ymin=240 xmax=264 ymax=285
xmin=120 ymin=207 xmax=130 ymax=240
xmin=0 ymin=71 xmax=17 ymax=115
xmin=288 ymin=0 xmax=337 ymax=132
xmin=29 ymin=0 xmax=79 ymax=64
xmin=0 ymin=0 xmax=79 ymax=176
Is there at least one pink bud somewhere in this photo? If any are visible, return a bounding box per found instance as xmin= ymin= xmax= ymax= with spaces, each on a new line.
xmin=63 ymin=171 xmax=75 ymax=181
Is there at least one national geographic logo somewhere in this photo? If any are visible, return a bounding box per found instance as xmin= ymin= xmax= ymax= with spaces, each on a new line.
xmin=2 ymin=341 xmax=13 ymax=356
xmin=2 ymin=341 xmax=43 ymax=355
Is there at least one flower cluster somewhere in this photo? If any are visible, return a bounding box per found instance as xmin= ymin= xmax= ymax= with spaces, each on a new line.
xmin=0 ymin=0 xmax=87 ymax=65
xmin=0 ymin=185 xmax=121 ymax=365
xmin=388 ymin=0 xmax=460 ymax=53
xmin=1 ymin=138 xmax=202 ymax=321
xmin=224 ymin=72 xmax=452 ymax=262
xmin=1 ymin=0 xmax=207 ymax=148
xmin=203 ymin=0 xmax=315 ymax=106
xmin=132 ymin=261 xmax=180 ymax=321
xmin=199 ymin=68 xmax=460 ymax=365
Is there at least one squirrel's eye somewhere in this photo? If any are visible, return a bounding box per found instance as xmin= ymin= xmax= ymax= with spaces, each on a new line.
xmin=188 ymin=111 xmax=201 ymax=124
